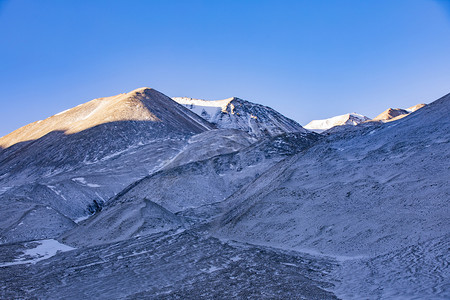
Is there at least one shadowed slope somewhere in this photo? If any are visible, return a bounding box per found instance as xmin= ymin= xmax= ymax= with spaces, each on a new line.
xmin=0 ymin=88 xmax=215 ymax=185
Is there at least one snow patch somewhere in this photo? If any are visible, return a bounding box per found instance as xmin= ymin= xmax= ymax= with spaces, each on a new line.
xmin=202 ymin=265 xmax=223 ymax=273
xmin=47 ymin=185 xmax=67 ymax=201
xmin=0 ymin=186 xmax=12 ymax=195
xmin=72 ymin=177 xmax=87 ymax=184
xmin=0 ymin=239 xmax=75 ymax=267
xmin=54 ymin=108 xmax=71 ymax=116
xmin=72 ymin=177 xmax=101 ymax=187
xmin=87 ymin=183 xmax=101 ymax=188
xmin=74 ymin=215 xmax=91 ymax=224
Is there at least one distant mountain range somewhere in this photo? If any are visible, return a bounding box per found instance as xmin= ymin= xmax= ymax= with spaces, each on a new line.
xmin=0 ymin=87 xmax=447 ymax=299
xmin=304 ymin=103 xmax=426 ymax=132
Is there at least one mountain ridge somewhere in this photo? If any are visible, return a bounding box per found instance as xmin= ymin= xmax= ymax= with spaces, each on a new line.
xmin=304 ymin=103 xmax=427 ymax=133
xmin=0 ymin=88 xmax=214 ymax=149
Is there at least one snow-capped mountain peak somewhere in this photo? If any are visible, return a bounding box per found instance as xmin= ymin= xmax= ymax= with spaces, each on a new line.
xmin=304 ymin=112 xmax=370 ymax=133
xmin=173 ymin=96 xmax=307 ymax=137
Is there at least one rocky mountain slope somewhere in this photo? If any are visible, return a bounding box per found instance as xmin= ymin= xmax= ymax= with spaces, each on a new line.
xmin=0 ymin=87 xmax=448 ymax=299
xmin=213 ymin=93 xmax=450 ymax=299
xmin=0 ymin=88 xmax=254 ymax=244
xmin=173 ymin=97 xmax=307 ymax=137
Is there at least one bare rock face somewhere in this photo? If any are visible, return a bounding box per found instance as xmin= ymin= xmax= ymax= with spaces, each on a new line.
xmin=174 ymin=96 xmax=307 ymax=137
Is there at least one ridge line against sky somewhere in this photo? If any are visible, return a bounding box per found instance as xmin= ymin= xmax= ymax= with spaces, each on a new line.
xmin=0 ymin=0 xmax=450 ymax=137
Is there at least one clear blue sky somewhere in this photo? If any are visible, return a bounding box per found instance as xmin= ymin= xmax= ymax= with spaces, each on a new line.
xmin=1 ymin=0 xmax=450 ymax=137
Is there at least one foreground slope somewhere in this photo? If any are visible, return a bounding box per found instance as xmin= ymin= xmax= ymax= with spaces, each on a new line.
xmin=174 ymin=97 xmax=307 ymax=137
xmin=1 ymin=230 xmax=337 ymax=299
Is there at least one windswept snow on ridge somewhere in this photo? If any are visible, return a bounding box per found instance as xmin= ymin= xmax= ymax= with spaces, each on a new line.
xmin=173 ymin=96 xmax=307 ymax=138
xmin=304 ymin=113 xmax=370 ymax=133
